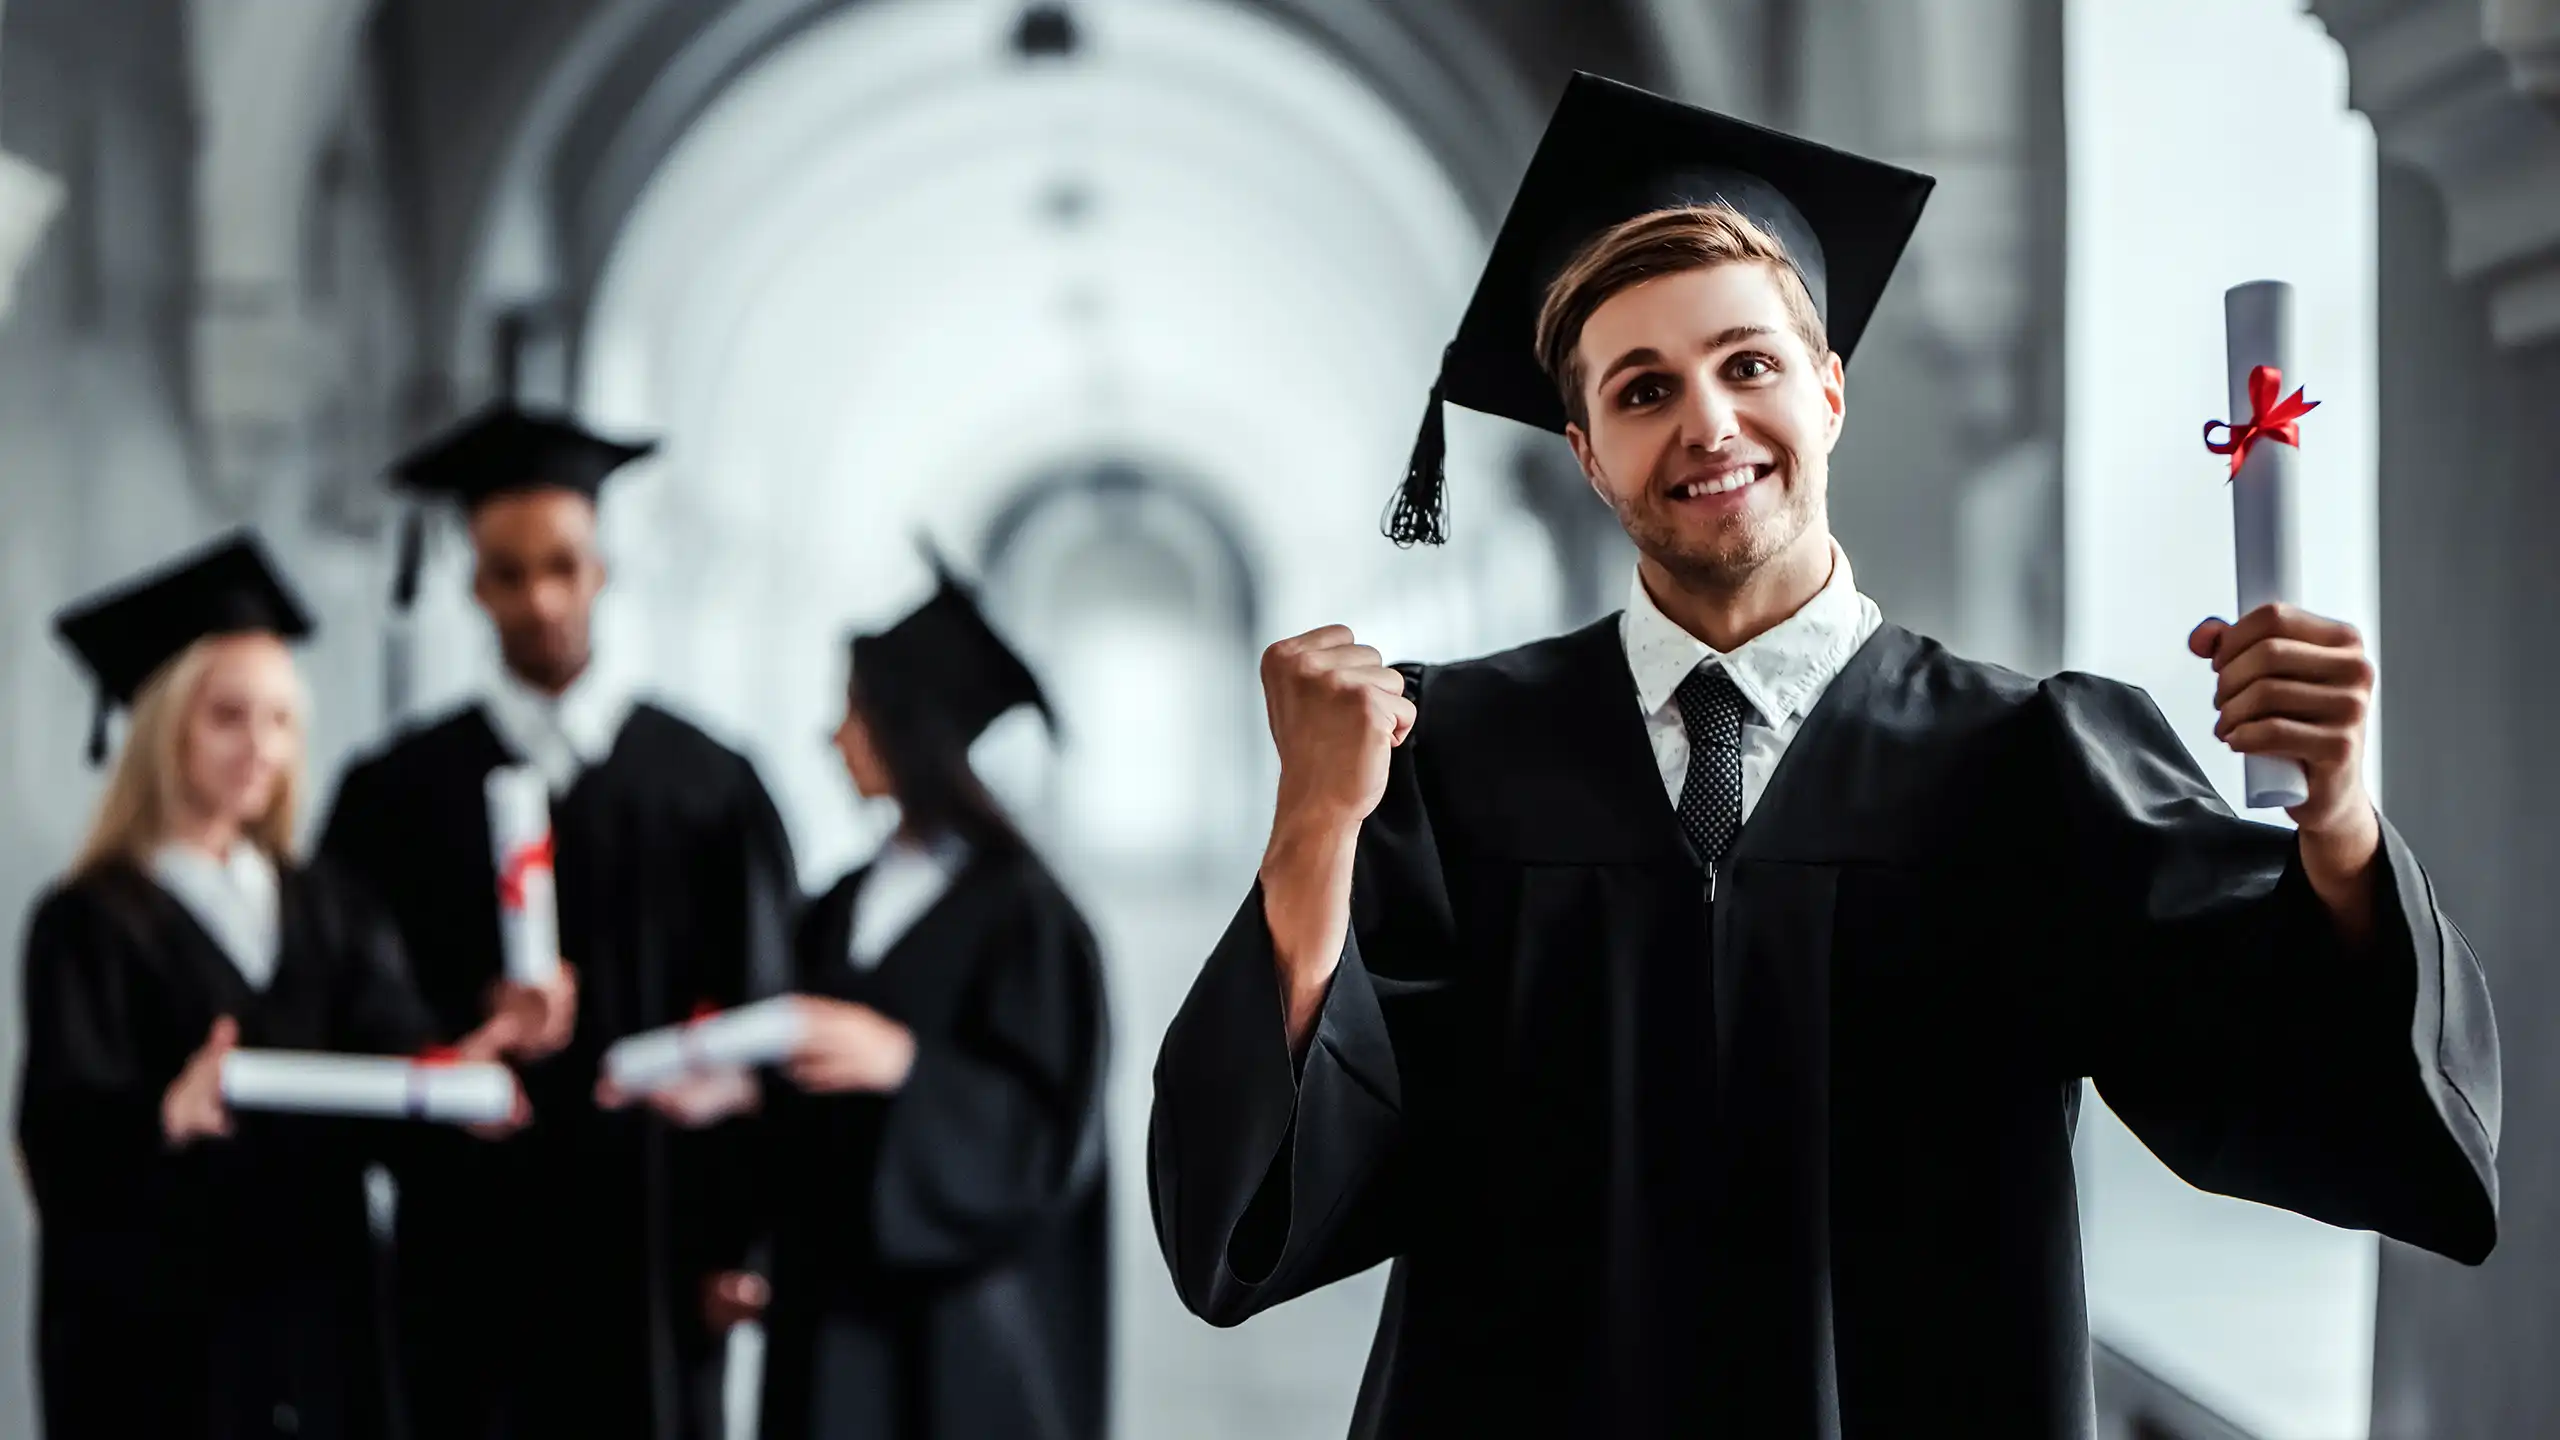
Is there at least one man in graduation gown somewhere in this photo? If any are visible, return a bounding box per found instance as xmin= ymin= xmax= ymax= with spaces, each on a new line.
xmin=319 ymin=405 xmax=801 ymax=1439
xmin=1147 ymin=74 xmax=2500 ymax=1438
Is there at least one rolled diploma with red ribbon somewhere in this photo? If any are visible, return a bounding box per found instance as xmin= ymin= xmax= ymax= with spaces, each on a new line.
xmin=603 ymin=997 xmax=806 ymax=1093
xmin=2222 ymin=281 xmax=2311 ymax=810
xmin=220 ymin=1050 xmax=516 ymax=1124
xmin=485 ymin=766 xmax=560 ymax=985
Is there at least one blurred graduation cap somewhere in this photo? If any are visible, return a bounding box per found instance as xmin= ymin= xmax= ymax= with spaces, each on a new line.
xmin=851 ymin=541 xmax=1056 ymax=745
xmin=53 ymin=528 xmax=315 ymax=764
xmin=386 ymin=402 xmax=658 ymax=609
xmin=1387 ymin=72 xmax=1936 ymax=546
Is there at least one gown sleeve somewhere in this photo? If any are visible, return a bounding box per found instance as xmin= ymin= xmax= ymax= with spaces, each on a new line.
xmin=1148 ymin=662 xmax=1455 ymax=1327
xmin=2041 ymin=671 xmax=2499 ymax=1263
xmin=16 ymin=887 xmax=188 ymax=1221
xmin=869 ymin=871 xmax=1110 ymax=1269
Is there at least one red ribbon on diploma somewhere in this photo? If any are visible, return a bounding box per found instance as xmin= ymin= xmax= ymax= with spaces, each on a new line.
xmin=408 ymin=1045 xmax=462 ymax=1119
xmin=2203 ymin=365 xmax=2319 ymax=478
xmin=497 ymin=834 xmax=554 ymax=910
xmin=678 ymin=999 xmax=722 ymax=1071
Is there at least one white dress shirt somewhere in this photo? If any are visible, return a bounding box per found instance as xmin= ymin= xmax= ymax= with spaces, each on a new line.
xmin=1619 ymin=543 xmax=1884 ymax=818
xmin=847 ymin=834 xmax=973 ymax=971
xmin=151 ymin=840 xmax=281 ymax=990
xmin=482 ymin=665 xmax=636 ymax=795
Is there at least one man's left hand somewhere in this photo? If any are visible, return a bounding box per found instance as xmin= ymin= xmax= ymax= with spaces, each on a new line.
xmin=2192 ymin=602 xmax=2383 ymax=927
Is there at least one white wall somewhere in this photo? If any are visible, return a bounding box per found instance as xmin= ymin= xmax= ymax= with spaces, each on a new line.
xmin=2065 ymin=2 xmax=2381 ymax=1435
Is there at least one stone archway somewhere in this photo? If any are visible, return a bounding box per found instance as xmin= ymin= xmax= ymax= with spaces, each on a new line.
xmin=978 ymin=454 xmax=1264 ymax=870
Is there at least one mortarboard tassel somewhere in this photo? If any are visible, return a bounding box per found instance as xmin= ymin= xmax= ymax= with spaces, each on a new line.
xmin=1383 ymin=371 xmax=1449 ymax=548
xmin=391 ymin=506 xmax=425 ymax=613
xmin=86 ymin=686 xmax=109 ymax=767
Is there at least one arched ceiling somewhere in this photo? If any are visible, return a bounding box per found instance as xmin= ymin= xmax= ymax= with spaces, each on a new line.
xmin=361 ymin=0 xmax=1661 ymax=395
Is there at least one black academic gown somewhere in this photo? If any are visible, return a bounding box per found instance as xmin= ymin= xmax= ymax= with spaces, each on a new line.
xmin=758 ymin=847 xmax=1111 ymax=1440
xmin=318 ymin=702 xmax=799 ymax=1440
xmin=1150 ymin=618 xmax=2499 ymax=1438
xmin=16 ymin=858 xmax=439 ymax=1440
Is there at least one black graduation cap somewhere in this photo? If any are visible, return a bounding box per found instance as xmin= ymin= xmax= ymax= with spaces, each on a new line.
xmin=1387 ymin=72 xmax=1936 ymax=545
xmin=52 ymin=528 xmax=316 ymax=764
xmin=850 ymin=542 xmax=1056 ymax=746
xmin=385 ymin=402 xmax=658 ymax=609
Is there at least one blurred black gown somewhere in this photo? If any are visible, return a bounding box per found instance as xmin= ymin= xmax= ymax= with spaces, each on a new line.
xmin=757 ymin=845 xmax=1111 ymax=1440
xmin=318 ymin=702 xmax=800 ymax=1440
xmin=16 ymin=858 xmax=438 ymax=1440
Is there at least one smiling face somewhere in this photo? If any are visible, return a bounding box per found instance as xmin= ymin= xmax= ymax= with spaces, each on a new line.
xmin=177 ymin=632 xmax=304 ymax=834
xmin=1538 ymin=205 xmax=1844 ymax=596
xmin=1564 ymin=260 xmax=1844 ymax=591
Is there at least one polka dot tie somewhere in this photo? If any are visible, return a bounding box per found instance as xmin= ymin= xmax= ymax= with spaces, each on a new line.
xmin=1673 ymin=663 xmax=1747 ymax=883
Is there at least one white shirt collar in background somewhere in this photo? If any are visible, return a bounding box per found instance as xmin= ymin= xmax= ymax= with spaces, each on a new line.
xmin=848 ymin=832 xmax=973 ymax=971
xmin=150 ymin=839 xmax=281 ymax=990
xmin=482 ymin=664 xmax=634 ymax=794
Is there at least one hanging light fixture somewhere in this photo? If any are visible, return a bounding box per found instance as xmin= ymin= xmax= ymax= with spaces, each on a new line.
xmin=1009 ymin=4 xmax=1081 ymax=62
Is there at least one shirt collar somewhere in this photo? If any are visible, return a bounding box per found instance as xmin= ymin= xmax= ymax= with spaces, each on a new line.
xmin=1620 ymin=542 xmax=1873 ymax=728
xmin=149 ymin=839 xmax=280 ymax=984
xmin=872 ymin=830 xmax=972 ymax=877
xmin=483 ymin=664 xmax=634 ymax=791
xmin=150 ymin=838 xmax=275 ymax=894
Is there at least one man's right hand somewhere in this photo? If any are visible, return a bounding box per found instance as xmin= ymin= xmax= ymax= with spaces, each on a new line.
xmin=479 ymin=964 xmax=579 ymax=1061
xmin=705 ymin=1271 xmax=770 ymax=1331
xmin=162 ymin=1016 xmax=237 ymax=1147
xmin=1257 ymin=626 xmax=1413 ymax=1053
xmin=1261 ymin=625 xmax=1414 ymax=832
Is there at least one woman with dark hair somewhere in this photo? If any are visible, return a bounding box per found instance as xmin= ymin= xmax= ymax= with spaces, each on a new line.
xmin=643 ymin=555 xmax=1111 ymax=1440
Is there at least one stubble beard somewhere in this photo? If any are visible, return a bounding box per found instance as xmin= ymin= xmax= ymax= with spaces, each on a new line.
xmin=1608 ymin=447 xmax=1821 ymax=594
xmin=504 ymin=627 xmax=591 ymax=696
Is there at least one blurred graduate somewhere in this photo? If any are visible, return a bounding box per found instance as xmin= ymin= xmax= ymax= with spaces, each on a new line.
xmin=317 ymin=406 xmax=800 ymax=1439
xmin=17 ymin=531 xmax=542 ymax=1440
xmin=613 ymin=553 xmax=1110 ymax=1440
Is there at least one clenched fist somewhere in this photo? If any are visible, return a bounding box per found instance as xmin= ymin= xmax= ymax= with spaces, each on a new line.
xmin=1261 ymin=625 xmax=1416 ymax=835
xmin=1258 ymin=626 xmax=1414 ymax=1050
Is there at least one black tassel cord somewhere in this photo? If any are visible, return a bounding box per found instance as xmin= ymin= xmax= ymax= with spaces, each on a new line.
xmin=1382 ymin=375 xmax=1449 ymax=548
xmin=391 ymin=507 xmax=426 ymax=612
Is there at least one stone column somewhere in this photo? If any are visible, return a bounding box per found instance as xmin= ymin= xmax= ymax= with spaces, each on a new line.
xmin=2306 ymin=1 xmax=2560 ymax=1434
xmin=187 ymin=0 xmax=373 ymax=519
xmin=0 ymin=0 xmax=66 ymax=323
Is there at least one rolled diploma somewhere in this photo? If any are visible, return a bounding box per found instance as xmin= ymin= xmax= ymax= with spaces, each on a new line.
xmin=603 ymin=997 xmax=807 ymax=1093
xmin=485 ymin=766 xmax=560 ymax=985
xmin=221 ymin=1050 xmax=516 ymax=1125
xmin=2224 ymin=280 xmax=2311 ymax=811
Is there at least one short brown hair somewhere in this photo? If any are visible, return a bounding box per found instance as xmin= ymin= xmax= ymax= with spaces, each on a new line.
xmin=1535 ymin=204 xmax=1828 ymax=429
